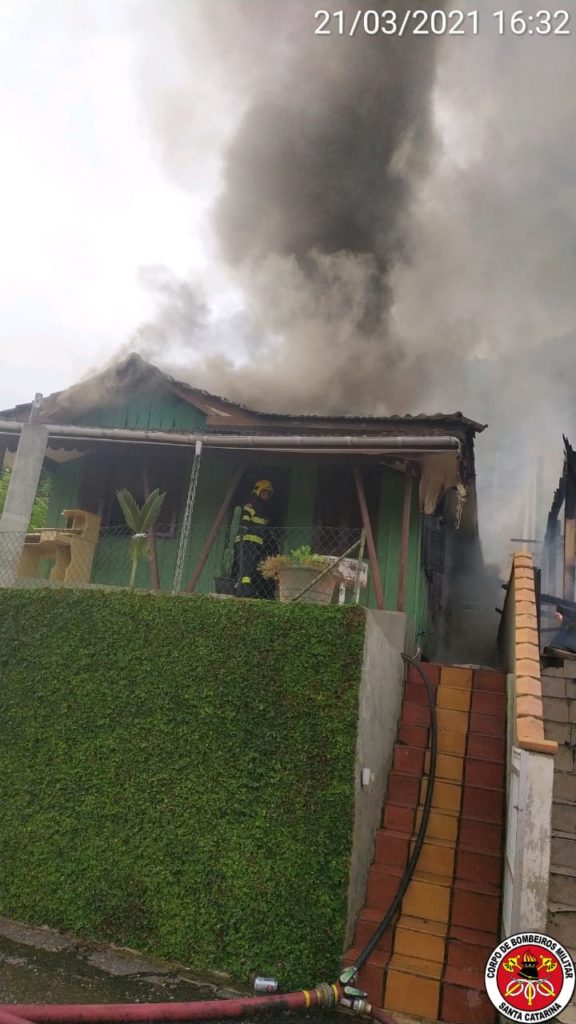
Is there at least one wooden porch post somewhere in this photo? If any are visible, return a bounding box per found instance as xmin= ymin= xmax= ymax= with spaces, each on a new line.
xmin=185 ymin=464 xmax=245 ymax=594
xmin=353 ymin=465 xmax=385 ymax=611
xmin=563 ymin=457 xmax=576 ymax=601
xmin=142 ymin=461 xmax=160 ymax=591
xmin=397 ymin=468 xmax=414 ymax=612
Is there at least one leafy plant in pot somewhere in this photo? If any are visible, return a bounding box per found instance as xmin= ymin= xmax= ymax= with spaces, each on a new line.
xmin=117 ymin=488 xmax=166 ymax=588
xmin=259 ymin=545 xmax=343 ymax=604
xmin=214 ymin=506 xmax=241 ymax=595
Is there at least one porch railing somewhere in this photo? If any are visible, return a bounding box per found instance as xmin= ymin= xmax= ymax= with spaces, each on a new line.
xmin=0 ymin=524 xmax=369 ymax=604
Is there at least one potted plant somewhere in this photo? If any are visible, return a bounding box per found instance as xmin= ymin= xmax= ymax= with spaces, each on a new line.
xmin=259 ymin=545 xmax=342 ymax=605
xmin=214 ymin=506 xmax=241 ymax=595
xmin=117 ymin=488 xmax=166 ymax=588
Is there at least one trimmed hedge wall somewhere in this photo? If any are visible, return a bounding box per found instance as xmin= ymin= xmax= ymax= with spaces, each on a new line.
xmin=0 ymin=589 xmax=365 ymax=985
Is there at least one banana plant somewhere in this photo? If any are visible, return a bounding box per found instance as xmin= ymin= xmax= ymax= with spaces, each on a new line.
xmin=116 ymin=488 xmax=166 ymax=588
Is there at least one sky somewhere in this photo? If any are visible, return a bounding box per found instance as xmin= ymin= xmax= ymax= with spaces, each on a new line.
xmin=1 ymin=1 xmax=576 ymax=561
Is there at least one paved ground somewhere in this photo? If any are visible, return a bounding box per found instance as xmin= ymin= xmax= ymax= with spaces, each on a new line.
xmin=0 ymin=918 xmax=342 ymax=1024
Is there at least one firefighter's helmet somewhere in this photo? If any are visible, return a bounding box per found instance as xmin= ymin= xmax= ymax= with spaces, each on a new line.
xmin=253 ymin=479 xmax=274 ymax=497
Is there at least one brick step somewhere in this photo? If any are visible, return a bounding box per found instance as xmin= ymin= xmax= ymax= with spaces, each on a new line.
xmin=441 ymin=969 xmax=497 ymax=1024
xmin=549 ymin=865 xmax=576 ymax=904
xmin=547 ymin=903 xmax=576 ymax=947
xmin=421 ymin=776 xmax=505 ymax=822
xmin=393 ymin=744 xmax=465 ymax=781
xmin=352 ymin=907 xmax=398 ymax=951
xmin=405 ymin=678 xmax=506 ymax=717
xmin=383 ymin=954 xmax=443 ymax=1019
xmin=374 ymin=828 xmax=454 ymax=868
xmin=388 ymin=952 xmax=444 ymax=979
xmin=552 ymin=830 xmax=576 ymax=869
xmin=374 ymin=825 xmax=503 ymax=886
xmin=404 ymin=681 xmax=468 ymax=708
xmin=383 ymin=802 xmax=504 ymax=851
xmin=447 ymin=923 xmax=502 ymax=972
xmin=389 ymin=745 xmax=502 ymax=790
xmin=397 ymin=723 xmax=507 ymax=765
xmin=366 ymin=866 xmax=501 ymax=931
xmin=401 ymin=701 xmax=507 ymax=741
xmin=386 ymin=770 xmax=505 ymax=823
xmin=553 ymin=799 xmax=576 ymax=832
xmin=405 ymin=664 xmax=506 ymax=693
xmin=394 ymin=915 xmax=447 ymax=963
xmin=352 ymin=909 xmax=448 ymax=957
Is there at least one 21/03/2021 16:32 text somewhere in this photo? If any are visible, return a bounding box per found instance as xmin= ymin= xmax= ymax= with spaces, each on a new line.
xmin=313 ymin=9 xmax=571 ymax=36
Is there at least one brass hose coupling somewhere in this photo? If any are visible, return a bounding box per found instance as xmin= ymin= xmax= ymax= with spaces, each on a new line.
xmin=312 ymin=981 xmax=341 ymax=1007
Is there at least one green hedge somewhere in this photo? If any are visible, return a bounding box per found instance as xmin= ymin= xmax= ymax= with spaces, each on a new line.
xmin=0 ymin=589 xmax=365 ymax=986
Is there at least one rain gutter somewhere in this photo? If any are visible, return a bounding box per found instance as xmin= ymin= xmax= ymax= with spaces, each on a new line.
xmin=0 ymin=421 xmax=461 ymax=455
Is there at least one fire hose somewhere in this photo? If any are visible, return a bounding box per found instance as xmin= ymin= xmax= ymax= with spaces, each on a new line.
xmin=0 ymin=984 xmax=394 ymax=1024
xmin=0 ymin=657 xmax=435 ymax=1024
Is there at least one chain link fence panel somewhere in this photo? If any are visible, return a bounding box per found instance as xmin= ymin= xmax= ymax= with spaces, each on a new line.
xmin=0 ymin=524 xmax=370 ymax=603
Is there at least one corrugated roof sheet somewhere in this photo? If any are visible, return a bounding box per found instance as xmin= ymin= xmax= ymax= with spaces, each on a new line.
xmin=0 ymin=354 xmax=486 ymax=433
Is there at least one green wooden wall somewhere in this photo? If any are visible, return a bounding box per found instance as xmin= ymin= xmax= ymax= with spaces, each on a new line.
xmin=41 ymin=391 xmax=429 ymax=636
xmin=77 ymin=390 xmax=207 ymax=432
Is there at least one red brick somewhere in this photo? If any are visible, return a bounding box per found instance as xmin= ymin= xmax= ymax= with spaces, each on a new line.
xmin=472 ymin=668 xmax=506 ymax=693
xmin=407 ymin=662 xmax=441 ymax=686
xmin=466 ymin=734 xmax=505 ymax=763
xmin=461 ymin=785 xmax=505 ymax=824
xmin=374 ymin=830 xmax=410 ymax=868
xmin=468 ymin=711 xmax=506 ymax=738
xmin=353 ymin=915 xmax=395 ymax=952
xmin=441 ymin=981 xmax=496 ymax=1024
xmin=383 ymin=802 xmax=415 ymax=834
xmin=447 ymin=937 xmax=495 ymax=972
xmin=397 ymin=723 xmax=429 ymax=749
xmin=451 ymin=887 xmax=501 ymax=933
xmin=387 ymin=772 xmax=421 ymax=807
xmin=444 ymin=964 xmax=486 ymax=991
xmin=405 ymin=682 xmax=429 ymax=705
xmin=459 ymin=818 xmax=503 ymax=853
xmin=393 ymin=745 xmax=426 ymax=776
xmin=455 ymin=849 xmax=503 ymax=890
xmin=464 ymin=758 xmax=506 ymax=790
xmin=366 ymin=868 xmax=400 ymax=910
xmin=402 ymin=702 xmax=432 ymax=728
xmin=449 ymin=923 xmax=498 ymax=948
xmin=471 ymin=690 xmax=506 ymax=716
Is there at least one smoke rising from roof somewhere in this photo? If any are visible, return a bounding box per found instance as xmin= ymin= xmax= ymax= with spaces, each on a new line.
xmin=129 ymin=1 xmax=576 ymax=565
xmin=132 ymin=0 xmax=446 ymax=414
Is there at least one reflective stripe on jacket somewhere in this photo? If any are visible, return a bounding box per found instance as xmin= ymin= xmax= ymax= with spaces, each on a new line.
xmin=235 ymin=498 xmax=270 ymax=545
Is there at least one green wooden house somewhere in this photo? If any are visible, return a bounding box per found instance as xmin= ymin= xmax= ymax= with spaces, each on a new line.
xmin=0 ymin=355 xmax=485 ymax=654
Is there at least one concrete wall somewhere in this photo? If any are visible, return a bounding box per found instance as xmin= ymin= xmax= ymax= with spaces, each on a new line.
xmin=0 ymin=423 xmax=48 ymax=586
xmin=503 ymin=746 xmax=555 ymax=933
xmin=345 ymin=609 xmax=408 ymax=943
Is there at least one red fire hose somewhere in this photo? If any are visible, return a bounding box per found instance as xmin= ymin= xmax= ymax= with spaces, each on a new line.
xmin=1 ymin=982 xmax=396 ymax=1024
xmin=2 ymin=986 xmax=338 ymax=1023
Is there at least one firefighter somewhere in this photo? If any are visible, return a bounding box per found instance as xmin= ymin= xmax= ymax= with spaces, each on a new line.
xmin=234 ymin=480 xmax=274 ymax=598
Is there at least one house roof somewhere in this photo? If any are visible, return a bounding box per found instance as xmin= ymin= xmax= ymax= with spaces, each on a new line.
xmin=0 ymin=353 xmax=487 ymax=437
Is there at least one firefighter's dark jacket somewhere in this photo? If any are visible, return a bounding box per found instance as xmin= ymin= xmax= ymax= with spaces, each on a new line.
xmin=235 ymin=495 xmax=270 ymax=546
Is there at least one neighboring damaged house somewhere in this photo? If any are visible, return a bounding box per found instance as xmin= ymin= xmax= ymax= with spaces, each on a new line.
xmin=0 ymin=354 xmax=485 ymax=657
